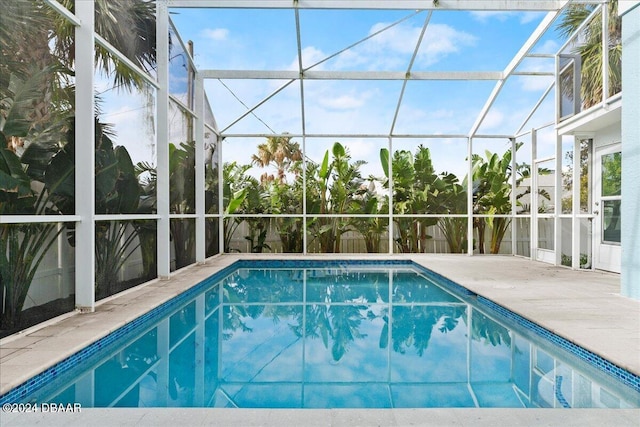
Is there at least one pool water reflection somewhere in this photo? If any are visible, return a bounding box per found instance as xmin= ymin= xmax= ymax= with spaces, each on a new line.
xmin=19 ymin=265 xmax=640 ymax=408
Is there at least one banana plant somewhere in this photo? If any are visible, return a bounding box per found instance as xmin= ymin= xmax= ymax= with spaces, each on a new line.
xmin=380 ymin=145 xmax=442 ymax=253
xmin=436 ymin=172 xmax=468 ymax=254
xmin=265 ymin=176 xmax=304 ymax=253
xmin=169 ymin=142 xmax=196 ymax=268
xmin=348 ymin=181 xmax=387 ymax=253
xmin=0 ymin=70 xmax=72 ymax=329
xmin=306 ymin=148 xmax=334 ymax=252
xmin=50 ymin=120 xmax=143 ymax=298
xmin=222 ymin=161 xmax=249 ymax=252
xmin=307 ymin=142 xmax=365 ymax=253
xmin=470 ymin=143 xmax=547 ymax=254
xmin=0 ymin=144 xmax=68 ymax=329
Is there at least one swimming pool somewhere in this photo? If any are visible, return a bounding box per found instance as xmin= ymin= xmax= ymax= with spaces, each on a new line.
xmin=2 ymin=260 xmax=639 ymax=408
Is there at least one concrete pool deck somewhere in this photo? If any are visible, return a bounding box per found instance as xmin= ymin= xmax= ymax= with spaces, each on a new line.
xmin=1 ymin=254 xmax=639 ymax=425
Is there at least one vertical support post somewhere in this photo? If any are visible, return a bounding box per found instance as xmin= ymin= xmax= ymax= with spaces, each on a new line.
xmin=554 ymin=133 xmax=563 ymax=266
xmin=218 ymin=135 xmax=225 ymax=253
xmin=302 ymin=134 xmax=308 ymax=255
xmin=572 ymin=137 xmax=582 ymax=269
xmin=75 ymin=0 xmax=95 ymax=312
xmin=602 ymin=3 xmax=609 ymax=103
xmin=388 ymin=136 xmax=394 ymax=254
xmin=157 ymin=0 xmax=171 ymax=278
xmin=554 ymin=53 xmax=560 ymax=122
xmin=530 ymin=129 xmax=537 ymax=259
xmin=195 ymin=74 xmax=206 ymax=263
xmin=510 ymin=137 xmax=517 ymax=256
xmin=467 ymin=137 xmax=474 ymax=255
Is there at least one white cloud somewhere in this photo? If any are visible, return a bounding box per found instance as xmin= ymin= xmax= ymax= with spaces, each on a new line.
xmin=365 ymin=22 xmax=476 ymax=68
xmin=289 ymin=46 xmax=327 ymax=71
xmin=418 ymin=24 xmax=477 ymax=66
xmin=368 ymin=22 xmax=421 ymax=55
xmin=201 ymin=28 xmax=229 ymax=41
xmin=306 ymin=22 xmax=476 ymax=71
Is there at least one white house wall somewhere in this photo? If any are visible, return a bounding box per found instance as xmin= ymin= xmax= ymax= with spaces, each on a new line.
xmin=592 ymin=123 xmax=622 ymax=150
xmin=621 ymin=2 xmax=640 ymax=299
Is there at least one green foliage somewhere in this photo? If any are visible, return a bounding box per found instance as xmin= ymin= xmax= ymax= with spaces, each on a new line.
xmin=265 ymin=176 xmax=304 ymax=253
xmin=169 ymin=141 xmax=196 ymax=268
xmin=0 ymin=61 xmax=71 ymax=328
xmin=437 ymin=173 xmax=468 ymax=254
xmin=306 ymin=142 xmax=366 ymax=253
xmin=557 ymin=0 xmax=621 ymax=108
xmin=601 ymin=152 xmax=621 ymax=196
xmin=349 ymin=182 xmax=387 ymax=253
xmin=222 ymin=161 xmax=252 ymax=252
xmin=380 ymin=145 xmax=467 ymax=253
xmin=0 ymin=0 xmax=157 ymax=330
xmin=471 ymin=143 xmax=542 ymax=254
xmin=561 ymin=253 xmax=591 ymax=268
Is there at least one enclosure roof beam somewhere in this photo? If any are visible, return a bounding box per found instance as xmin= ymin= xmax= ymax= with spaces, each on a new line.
xmin=467 ymin=9 xmax=563 ymax=138
xmin=219 ymin=133 xmax=510 ymax=139
xmin=44 ymin=0 xmax=81 ymax=25
xmin=199 ymin=70 xmax=504 ymax=80
xmin=390 ymin=11 xmax=433 ymax=135
xmin=168 ymin=0 xmax=599 ymax=11
xmin=515 ymin=79 xmax=556 ymax=135
xmin=294 ymin=8 xmax=306 ymax=137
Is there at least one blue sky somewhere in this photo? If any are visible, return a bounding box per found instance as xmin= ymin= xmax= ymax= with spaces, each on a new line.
xmin=100 ymin=6 xmax=567 ymax=180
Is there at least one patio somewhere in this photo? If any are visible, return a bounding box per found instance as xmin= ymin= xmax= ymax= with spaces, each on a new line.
xmin=1 ymin=254 xmax=638 ymax=424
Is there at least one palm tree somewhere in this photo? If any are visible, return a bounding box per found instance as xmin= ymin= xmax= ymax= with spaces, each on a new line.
xmin=53 ymin=0 xmax=157 ymax=89
xmin=557 ymin=0 xmax=621 ymax=108
xmin=251 ymin=135 xmax=302 ymax=184
xmin=2 ymin=1 xmax=156 ymax=147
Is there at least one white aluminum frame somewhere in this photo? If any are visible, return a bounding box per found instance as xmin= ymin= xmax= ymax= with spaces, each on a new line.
xmin=74 ymin=0 xmax=96 ymax=311
xmin=3 ymin=0 xmax=616 ymax=320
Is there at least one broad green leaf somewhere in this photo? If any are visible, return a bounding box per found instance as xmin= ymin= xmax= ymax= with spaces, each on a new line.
xmin=226 ymin=188 xmax=247 ymax=214
xmin=380 ymin=148 xmax=389 ymax=179
xmin=319 ymin=149 xmax=330 ymax=179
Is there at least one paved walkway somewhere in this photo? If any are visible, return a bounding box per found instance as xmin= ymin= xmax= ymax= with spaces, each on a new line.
xmin=1 ymin=254 xmax=639 ymax=426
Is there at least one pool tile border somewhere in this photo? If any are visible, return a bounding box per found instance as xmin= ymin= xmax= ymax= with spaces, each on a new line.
xmin=1 ymin=259 xmax=639 ymax=404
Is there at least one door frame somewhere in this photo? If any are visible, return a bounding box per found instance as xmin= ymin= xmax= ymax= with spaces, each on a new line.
xmin=593 ymin=143 xmax=622 ymax=273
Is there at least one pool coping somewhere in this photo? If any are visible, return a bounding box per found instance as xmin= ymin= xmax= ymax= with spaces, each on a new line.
xmin=1 ymin=254 xmax=639 ymax=403
xmin=2 ymin=407 xmax=640 ymax=426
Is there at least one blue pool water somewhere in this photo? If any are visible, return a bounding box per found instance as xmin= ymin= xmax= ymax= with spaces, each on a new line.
xmin=2 ymin=260 xmax=639 ymax=408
